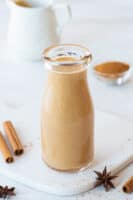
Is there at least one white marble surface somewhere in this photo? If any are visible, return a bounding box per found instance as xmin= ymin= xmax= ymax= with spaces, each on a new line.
xmin=0 ymin=0 xmax=133 ymax=199
xmin=1 ymin=108 xmax=133 ymax=196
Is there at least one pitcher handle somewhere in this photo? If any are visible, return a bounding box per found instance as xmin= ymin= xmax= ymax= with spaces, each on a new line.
xmin=52 ymin=0 xmax=72 ymax=36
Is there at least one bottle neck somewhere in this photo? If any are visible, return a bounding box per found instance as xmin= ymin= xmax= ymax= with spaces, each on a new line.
xmin=47 ymin=68 xmax=88 ymax=86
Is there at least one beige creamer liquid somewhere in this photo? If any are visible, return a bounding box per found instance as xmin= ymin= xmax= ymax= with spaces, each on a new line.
xmin=41 ymin=57 xmax=94 ymax=171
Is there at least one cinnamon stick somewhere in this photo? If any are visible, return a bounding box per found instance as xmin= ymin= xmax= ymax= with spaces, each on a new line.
xmin=0 ymin=132 xmax=13 ymax=163
xmin=3 ymin=121 xmax=24 ymax=156
xmin=123 ymin=176 xmax=133 ymax=193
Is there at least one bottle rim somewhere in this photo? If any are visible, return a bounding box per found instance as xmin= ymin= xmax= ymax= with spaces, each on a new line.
xmin=43 ymin=44 xmax=92 ymax=74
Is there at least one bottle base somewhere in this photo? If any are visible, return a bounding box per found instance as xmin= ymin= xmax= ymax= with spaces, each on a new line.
xmin=42 ymin=157 xmax=93 ymax=173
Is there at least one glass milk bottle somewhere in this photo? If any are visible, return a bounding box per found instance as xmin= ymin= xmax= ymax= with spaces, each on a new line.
xmin=41 ymin=44 xmax=94 ymax=172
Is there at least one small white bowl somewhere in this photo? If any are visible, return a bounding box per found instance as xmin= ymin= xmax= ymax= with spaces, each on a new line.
xmin=93 ymin=61 xmax=132 ymax=85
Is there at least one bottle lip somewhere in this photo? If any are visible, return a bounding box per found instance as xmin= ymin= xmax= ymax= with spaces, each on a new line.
xmin=43 ymin=44 xmax=92 ymax=67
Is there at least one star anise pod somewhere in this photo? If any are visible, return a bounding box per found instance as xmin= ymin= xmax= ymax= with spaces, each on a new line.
xmin=0 ymin=185 xmax=15 ymax=199
xmin=94 ymin=166 xmax=117 ymax=191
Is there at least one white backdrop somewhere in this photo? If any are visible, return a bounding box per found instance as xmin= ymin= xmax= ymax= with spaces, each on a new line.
xmin=0 ymin=0 xmax=133 ymax=199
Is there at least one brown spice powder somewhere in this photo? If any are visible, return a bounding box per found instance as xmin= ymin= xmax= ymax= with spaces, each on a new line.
xmin=94 ymin=61 xmax=129 ymax=75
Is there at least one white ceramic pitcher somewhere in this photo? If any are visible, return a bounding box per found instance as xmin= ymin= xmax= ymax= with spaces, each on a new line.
xmin=7 ymin=0 xmax=71 ymax=61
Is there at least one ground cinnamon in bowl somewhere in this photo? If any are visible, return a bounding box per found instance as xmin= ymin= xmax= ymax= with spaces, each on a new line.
xmin=93 ymin=61 xmax=131 ymax=85
xmin=94 ymin=61 xmax=129 ymax=76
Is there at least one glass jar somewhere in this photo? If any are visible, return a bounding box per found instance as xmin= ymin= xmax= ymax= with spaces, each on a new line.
xmin=41 ymin=44 xmax=94 ymax=172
